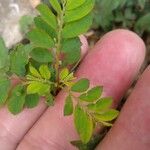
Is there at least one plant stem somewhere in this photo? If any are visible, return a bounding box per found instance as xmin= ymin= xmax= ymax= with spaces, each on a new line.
xmin=55 ymin=0 xmax=66 ymax=87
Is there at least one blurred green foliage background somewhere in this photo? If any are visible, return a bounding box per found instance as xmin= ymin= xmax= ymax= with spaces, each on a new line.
xmin=93 ymin=0 xmax=150 ymax=35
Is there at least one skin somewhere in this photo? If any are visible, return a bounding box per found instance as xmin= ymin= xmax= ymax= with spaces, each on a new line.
xmin=0 ymin=29 xmax=148 ymax=150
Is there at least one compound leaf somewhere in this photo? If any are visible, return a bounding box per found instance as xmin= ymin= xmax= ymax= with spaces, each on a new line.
xmin=64 ymin=95 xmax=73 ymax=116
xmin=71 ymin=78 xmax=89 ymax=93
xmin=65 ymin=0 xmax=95 ymax=22
xmin=36 ymin=3 xmax=57 ymax=29
xmin=39 ymin=65 xmax=51 ymax=80
xmin=27 ymin=28 xmax=54 ymax=48
xmin=79 ymin=86 xmax=103 ymax=102
xmin=25 ymin=94 xmax=40 ymax=108
xmin=66 ymin=0 xmax=86 ymax=10
xmin=0 ymin=77 xmax=10 ymax=105
xmin=74 ymin=105 xmax=93 ymax=143
xmin=7 ymin=85 xmax=25 ymax=115
xmin=62 ymin=13 xmax=93 ymax=38
xmin=30 ymin=47 xmax=53 ymax=63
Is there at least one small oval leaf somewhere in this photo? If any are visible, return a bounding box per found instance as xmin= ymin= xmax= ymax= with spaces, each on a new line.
xmin=64 ymin=95 xmax=73 ymax=116
xmin=27 ymin=28 xmax=54 ymax=48
xmin=39 ymin=65 xmax=51 ymax=80
xmin=62 ymin=13 xmax=93 ymax=38
xmin=25 ymin=94 xmax=40 ymax=108
xmin=7 ymin=85 xmax=25 ymax=115
xmin=74 ymin=105 xmax=93 ymax=143
xmin=36 ymin=3 xmax=57 ymax=29
xmin=71 ymin=78 xmax=89 ymax=93
xmin=65 ymin=0 xmax=95 ymax=22
xmin=79 ymin=86 xmax=103 ymax=102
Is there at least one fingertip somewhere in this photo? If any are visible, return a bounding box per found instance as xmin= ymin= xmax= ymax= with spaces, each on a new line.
xmin=80 ymin=35 xmax=89 ymax=57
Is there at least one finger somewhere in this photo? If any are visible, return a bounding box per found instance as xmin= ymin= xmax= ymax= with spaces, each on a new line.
xmin=96 ymin=66 xmax=150 ymax=150
xmin=0 ymin=37 xmax=88 ymax=150
xmin=17 ymin=29 xmax=145 ymax=150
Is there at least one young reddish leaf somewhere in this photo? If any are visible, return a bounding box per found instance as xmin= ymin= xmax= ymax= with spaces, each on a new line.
xmin=71 ymin=78 xmax=89 ymax=92
xmin=79 ymin=86 xmax=103 ymax=102
xmin=25 ymin=94 xmax=40 ymax=108
xmin=64 ymin=95 xmax=73 ymax=116
xmin=74 ymin=105 xmax=93 ymax=143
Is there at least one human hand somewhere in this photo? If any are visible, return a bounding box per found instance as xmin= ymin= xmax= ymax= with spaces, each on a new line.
xmin=0 ymin=29 xmax=148 ymax=150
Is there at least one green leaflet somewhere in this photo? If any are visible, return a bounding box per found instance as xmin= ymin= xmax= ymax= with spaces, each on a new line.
xmin=74 ymin=105 xmax=93 ymax=143
xmin=87 ymin=97 xmax=113 ymax=112
xmin=71 ymin=79 xmax=89 ymax=93
xmin=30 ymin=47 xmax=53 ymax=63
xmin=59 ymin=68 xmax=69 ymax=81
xmin=135 ymin=13 xmax=150 ymax=34
xmin=0 ymin=77 xmax=10 ymax=105
xmin=29 ymin=65 xmax=41 ymax=78
xmin=64 ymin=95 xmax=73 ymax=116
xmin=66 ymin=0 xmax=86 ymax=10
xmin=25 ymin=94 xmax=40 ymax=108
xmin=34 ymin=16 xmax=56 ymax=39
xmin=49 ymin=0 xmax=61 ymax=13
xmin=19 ymin=15 xmax=34 ymax=34
xmin=36 ymin=3 xmax=57 ymax=29
xmin=10 ymin=45 xmax=28 ymax=76
xmin=61 ymin=38 xmax=81 ymax=65
xmin=27 ymin=28 xmax=54 ymax=49
xmin=94 ymin=109 xmax=119 ymax=122
xmin=46 ymin=94 xmax=54 ymax=106
xmin=0 ymin=37 xmax=9 ymax=69
xmin=64 ymin=0 xmax=95 ymax=23
xmin=39 ymin=65 xmax=51 ymax=80
xmin=62 ymin=13 xmax=93 ymax=38
xmin=79 ymin=86 xmax=103 ymax=102
xmin=7 ymin=85 xmax=25 ymax=115
xmin=27 ymin=81 xmax=50 ymax=96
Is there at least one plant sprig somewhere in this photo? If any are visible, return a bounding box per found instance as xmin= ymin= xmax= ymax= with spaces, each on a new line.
xmin=0 ymin=0 xmax=119 ymax=145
